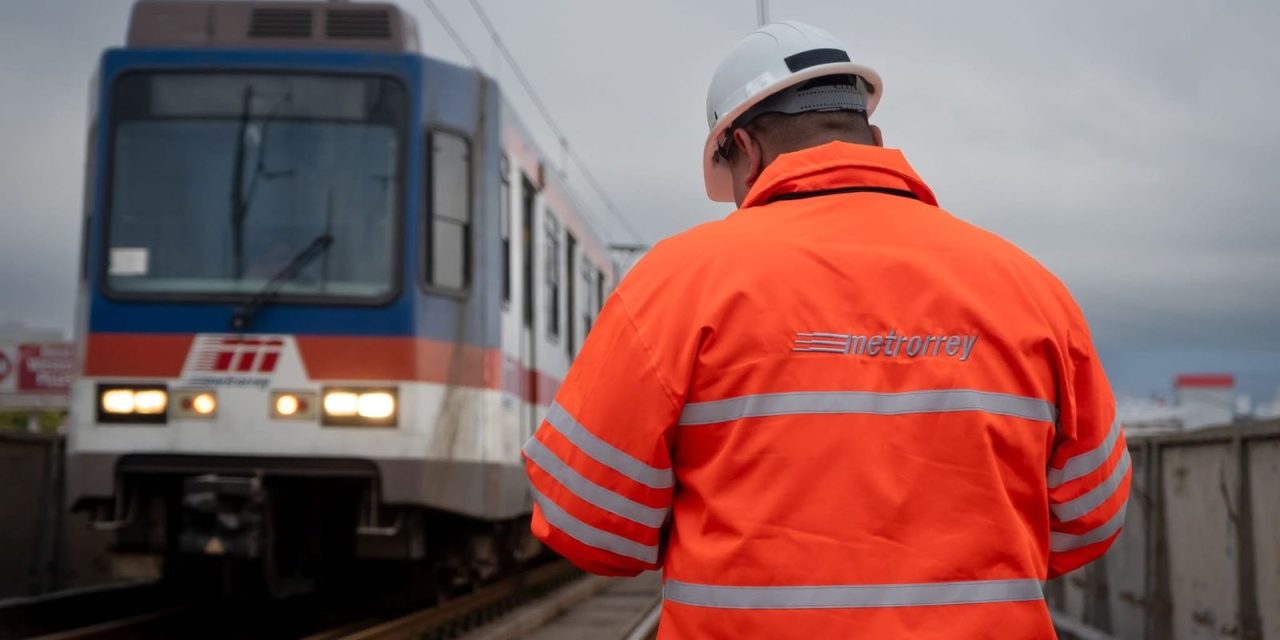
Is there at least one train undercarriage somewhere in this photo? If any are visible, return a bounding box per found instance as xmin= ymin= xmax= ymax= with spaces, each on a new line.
xmin=78 ymin=456 xmax=541 ymax=598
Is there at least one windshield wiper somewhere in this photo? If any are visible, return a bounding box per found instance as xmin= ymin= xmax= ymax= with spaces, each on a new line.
xmin=230 ymin=86 xmax=294 ymax=281
xmin=230 ymin=234 xmax=334 ymax=331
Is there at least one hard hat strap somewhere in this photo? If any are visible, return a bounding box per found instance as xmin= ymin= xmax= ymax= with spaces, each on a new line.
xmin=732 ymin=75 xmax=869 ymax=131
xmin=715 ymin=76 xmax=871 ymax=164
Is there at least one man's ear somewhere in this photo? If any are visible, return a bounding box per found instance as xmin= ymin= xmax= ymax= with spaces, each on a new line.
xmin=871 ymin=125 xmax=884 ymax=148
xmin=733 ymin=128 xmax=765 ymax=184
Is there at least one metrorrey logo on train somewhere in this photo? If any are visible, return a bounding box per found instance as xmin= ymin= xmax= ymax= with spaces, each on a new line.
xmin=181 ymin=335 xmax=287 ymax=388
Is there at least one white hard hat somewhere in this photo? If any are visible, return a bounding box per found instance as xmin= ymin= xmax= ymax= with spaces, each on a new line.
xmin=703 ymin=21 xmax=882 ymax=202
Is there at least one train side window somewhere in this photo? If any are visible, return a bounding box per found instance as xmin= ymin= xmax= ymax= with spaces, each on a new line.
xmin=521 ymin=176 xmax=537 ymax=329
xmin=544 ymin=213 xmax=561 ymax=341
xmin=429 ymin=130 xmax=471 ymax=290
xmin=565 ymin=232 xmax=577 ymax=357
xmin=499 ymin=155 xmax=511 ymax=305
xmin=580 ymin=260 xmax=596 ymax=335
xmin=595 ymin=268 xmax=605 ymax=314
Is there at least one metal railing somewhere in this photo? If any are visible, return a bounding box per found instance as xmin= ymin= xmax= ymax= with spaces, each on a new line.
xmin=1047 ymin=419 xmax=1280 ymax=640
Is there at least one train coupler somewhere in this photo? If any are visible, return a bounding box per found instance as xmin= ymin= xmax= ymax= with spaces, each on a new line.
xmin=178 ymin=474 xmax=266 ymax=558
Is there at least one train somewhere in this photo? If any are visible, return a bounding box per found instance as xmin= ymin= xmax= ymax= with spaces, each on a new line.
xmin=67 ymin=0 xmax=616 ymax=594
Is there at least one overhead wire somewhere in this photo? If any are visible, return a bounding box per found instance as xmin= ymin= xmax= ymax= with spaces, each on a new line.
xmin=416 ymin=0 xmax=480 ymax=68
xmin=463 ymin=0 xmax=646 ymax=245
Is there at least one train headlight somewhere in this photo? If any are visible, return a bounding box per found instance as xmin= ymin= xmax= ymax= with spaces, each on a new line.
xmin=271 ymin=391 xmax=317 ymax=420
xmin=101 ymin=389 xmax=137 ymax=414
xmin=276 ymin=394 xmax=300 ymax=416
xmin=133 ymin=390 xmax=168 ymax=414
xmin=191 ymin=393 xmax=217 ymax=415
xmin=97 ymin=384 xmax=168 ymax=424
xmin=322 ymin=391 xmax=359 ymax=417
xmin=321 ymin=388 xmax=397 ymax=426
xmin=173 ymin=390 xmax=218 ymax=419
xmin=356 ymin=392 xmax=395 ymax=419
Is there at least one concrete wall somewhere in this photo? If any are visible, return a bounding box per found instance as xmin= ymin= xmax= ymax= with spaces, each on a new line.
xmin=0 ymin=432 xmax=112 ymax=597
xmin=0 ymin=432 xmax=61 ymax=596
xmin=1251 ymin=439 xmax=1280 ymax=640
xmin=1049 ymin=420 xmax=1280 ymax=640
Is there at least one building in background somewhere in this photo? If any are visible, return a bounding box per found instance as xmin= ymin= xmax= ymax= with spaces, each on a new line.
xmin=0 ymin=322 xmax=74 ymax=431
xmin=1173 ymin=374 xmax=1236 ymax=429
xmin=1116 ymin=395 xmax=1184 ymax=431
xmin=1116 ymin=373 xmax=1280 ymax=431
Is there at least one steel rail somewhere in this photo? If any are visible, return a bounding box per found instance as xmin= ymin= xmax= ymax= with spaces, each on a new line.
xmin=0 ymin=581 xmax=175 ymax=640
xmin=622 ymin=599 xmax=662 ymax=640
xmin=28 ymin=607 xmax=189 ymax=640
xmin=331 ymin=560 xmax=581 ymax=640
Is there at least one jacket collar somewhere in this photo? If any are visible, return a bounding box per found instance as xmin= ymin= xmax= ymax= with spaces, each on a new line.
xmin=740 ymin=142 xmax=938 ymax=209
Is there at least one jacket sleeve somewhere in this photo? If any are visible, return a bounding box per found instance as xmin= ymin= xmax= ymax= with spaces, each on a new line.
xmin=1046 ymin=323 xmax=1131 ymax=578
xmin=522 ymin=290 xmax=680 ymax=577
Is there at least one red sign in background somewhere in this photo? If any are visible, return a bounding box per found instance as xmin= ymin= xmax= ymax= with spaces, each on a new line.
xmin=16 ymin=344 xmax=74 ymax=393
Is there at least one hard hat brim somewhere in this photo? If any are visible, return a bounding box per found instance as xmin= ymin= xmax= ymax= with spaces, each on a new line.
xmin=703 ymin=61 xmax=883 ymax=203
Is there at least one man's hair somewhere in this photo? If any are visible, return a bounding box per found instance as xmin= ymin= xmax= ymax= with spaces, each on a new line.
xmin=726 ymin=110 xmax=875 ymax=163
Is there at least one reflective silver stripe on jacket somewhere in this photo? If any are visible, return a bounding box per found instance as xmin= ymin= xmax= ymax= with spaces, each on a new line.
xmin=663 ymin=578 xmax=1044 ymax=610
xmin=545 ymin=402 xmax=673 ymax=489
xmin=678 ymin=389 xmax=1057 ymax=426
xmin=1048 ymin=418 xmax=1123 ymax=488
xmin=1051 ymin=500 xmax=1129 ymax=552
xmin=523 ymin=437 xmax=669 ymax=528
xmin=530 ymin=487 xmax=658 ymax=564
xmin=1051 ymin=448 xmax=1131 ymax=522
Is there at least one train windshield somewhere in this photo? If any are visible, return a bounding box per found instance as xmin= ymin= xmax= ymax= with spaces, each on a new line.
xmin=104 ymin=73 xmax=405 ymax=301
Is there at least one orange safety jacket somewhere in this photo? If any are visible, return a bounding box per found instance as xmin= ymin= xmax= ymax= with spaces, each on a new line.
xmin=523 ymin=141 xmax=1130 ymax=639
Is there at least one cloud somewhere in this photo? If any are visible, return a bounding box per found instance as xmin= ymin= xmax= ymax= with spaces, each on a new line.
xmin=0 ymin=0 xmax=1275 ymax=395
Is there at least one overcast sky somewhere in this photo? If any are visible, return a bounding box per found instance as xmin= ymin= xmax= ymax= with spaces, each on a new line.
xmin=1 ymin=0 xmax=1277 ymax=399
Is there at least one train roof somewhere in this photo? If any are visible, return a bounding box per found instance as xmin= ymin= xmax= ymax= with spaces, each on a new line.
xmin=128 ymin=1 xmax=419 ymax=53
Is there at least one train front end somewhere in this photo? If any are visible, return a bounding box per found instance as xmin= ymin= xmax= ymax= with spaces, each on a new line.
xmin=65 ymin=1 xmax=509 ymax=591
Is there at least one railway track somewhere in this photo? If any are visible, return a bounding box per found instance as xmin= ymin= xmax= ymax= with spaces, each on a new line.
xmin=0 ymin=573 xmax=421 ymax=639
xmin=307 ymin=562 xmax=661 ymax=640
xmin=0 ymin=562 xmax=660 ymax=640
xmin=4 ymin=584 xmax=428 ymax=640
xmin=0 ymin=581 xmax=180 ymax=640
xmin=0 ymin=572 xmax=1092 ymax=640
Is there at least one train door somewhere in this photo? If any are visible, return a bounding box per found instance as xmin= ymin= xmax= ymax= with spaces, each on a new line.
xmin=519 ymin=175 xmax=537 ymax=440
